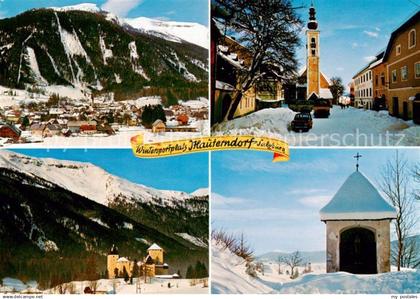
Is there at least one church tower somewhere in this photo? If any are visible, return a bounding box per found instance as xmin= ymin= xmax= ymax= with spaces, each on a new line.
xmin=306 ymin=3 xmax=320 ymax=99
xmin=107 ymin=244 xmax=119 ymax=279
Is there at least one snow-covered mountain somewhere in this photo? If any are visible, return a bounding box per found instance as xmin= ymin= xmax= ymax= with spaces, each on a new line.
xmin=0 ymin=150 xmax=205 ymax=211
xmin=0 ymin=4 xmax=208 ymax=99
xmin=46 ymin=3 xmax=208 ymax=49
xmin=124 ymin=17 xmax=208 ymax=49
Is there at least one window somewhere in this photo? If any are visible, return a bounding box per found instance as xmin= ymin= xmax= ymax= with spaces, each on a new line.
xmin=409 ymin=29 xmax=416 ymax=49
xmin=396 ymin=44 xmax=401 ymax=56
xmin=401 ymin=66 xmax=408 ymax=81
xmin=375 ymin=75 xmax=378 ymax=85
xmin=381 ymin=73 xmax=385 ymax=85
xmin=392 ymin=69 xmax=397 ymax=83
xmin=415 ymin=62 xmax=420 ymax=79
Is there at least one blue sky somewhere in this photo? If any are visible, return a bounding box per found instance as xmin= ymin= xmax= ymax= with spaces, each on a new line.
xmin=211 ymin=148 xmax=420 ymax=254
xmin=293 ymin=0 xmax=419 ymax=90
xmin=11 ymin=149 xmax=209 ymax=193
xmin=0 ymin=0 xmax=208 ymax=25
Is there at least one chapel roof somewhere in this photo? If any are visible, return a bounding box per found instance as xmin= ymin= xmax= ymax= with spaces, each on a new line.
xmin=320 ymin=171 xmax=397 ymax=221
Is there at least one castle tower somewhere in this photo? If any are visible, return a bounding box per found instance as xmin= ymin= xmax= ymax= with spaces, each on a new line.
xmin=319 ymin=161 xmax=397 ymax=274
xmin=147 ymin=243 xmax=164 ymax=264
xmin=107 ymin=244 xmax=119 ymax=279
xmin=306 ymin=4 xmax=320 ymax=99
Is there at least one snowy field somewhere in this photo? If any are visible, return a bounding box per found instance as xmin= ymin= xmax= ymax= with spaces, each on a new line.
xmin=212 ymin=242 xmax=420 ymax=294
xmin=0 ymin=277 xmax=208 ymax=294
xmin=212 ymin=106 xmax=420 ymax=146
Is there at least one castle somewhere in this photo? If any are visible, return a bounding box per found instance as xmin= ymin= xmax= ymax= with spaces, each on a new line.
xmin=107 ymin=243 xmax=169 ymax=279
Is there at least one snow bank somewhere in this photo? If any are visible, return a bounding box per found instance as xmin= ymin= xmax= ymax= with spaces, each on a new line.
xmin=212 ymin=240 xmax=420 ymax=294
xmin=275 ymin=271 xmax=420 ymax=294
xmin=212 ymin=106 xmax=420 ymax=146
xmin=212 ymin=241 xmax=274 ymax=294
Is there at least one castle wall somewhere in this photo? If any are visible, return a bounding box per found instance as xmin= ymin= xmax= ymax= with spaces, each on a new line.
xmin=325 ymin=219 xmax=392 ymax=273
xmin=107 ymin=255 xmax=119 ymax=279
xmin=148 ymin=249 xmax=164 ymax=264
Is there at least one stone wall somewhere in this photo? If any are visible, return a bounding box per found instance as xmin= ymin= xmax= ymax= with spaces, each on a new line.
xmin=325 ymin=219 xmax=392 ymax=273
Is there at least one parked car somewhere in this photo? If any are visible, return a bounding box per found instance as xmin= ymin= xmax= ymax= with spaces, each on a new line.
xmin=291 ymin=112 xmax=313 ymax=132
xmin=313 ymin=98 xmax=331 ymax=118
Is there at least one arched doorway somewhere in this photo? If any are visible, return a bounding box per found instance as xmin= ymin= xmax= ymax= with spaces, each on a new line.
xmin=339 ymin=227 xmax=377 ymax=274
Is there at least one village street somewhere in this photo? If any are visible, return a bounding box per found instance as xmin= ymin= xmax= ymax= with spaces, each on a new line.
xmin=212 ymin=105 xmax=420 ymax=146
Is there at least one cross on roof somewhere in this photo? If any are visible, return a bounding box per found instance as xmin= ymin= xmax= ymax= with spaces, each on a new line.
xmin=354 ymin=152 xmax=362 ymax=171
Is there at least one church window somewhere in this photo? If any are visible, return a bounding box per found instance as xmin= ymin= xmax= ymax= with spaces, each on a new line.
xmin=401 ymin=66 xmax=408 ymax=81
xmin=408 ymin=29 xmax=416 ymax=49
xmin=415 ymin=62 xmax=420 ymax=79
xmin=392 ymin=69 xmax=397 ymax=83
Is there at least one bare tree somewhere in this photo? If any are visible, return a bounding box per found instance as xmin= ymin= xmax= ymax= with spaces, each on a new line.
xmin=235 ymin=232 xmax=254 ymax=261
xmin=380 ymin=151 xmax=419 ymax=270
xmin=412 ymin=163 xmax=420 ymax=201
xmin=279 ymin=251 xmax=303 ymax=278
xmin=213 ymin=0 xmax=302 ymax=121
xmin=88 ymin=280 xmax=99 ymax=294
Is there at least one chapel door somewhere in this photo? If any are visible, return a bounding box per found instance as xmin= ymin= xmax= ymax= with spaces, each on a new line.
xmin=339 ymin=227 xmax=377 ymax=274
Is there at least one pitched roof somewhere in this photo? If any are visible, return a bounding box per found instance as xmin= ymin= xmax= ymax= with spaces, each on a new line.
xmin=320 ymin=171 xmax=397 ymax=221
xmin=148 ymin=243 xmax=162 ymax=250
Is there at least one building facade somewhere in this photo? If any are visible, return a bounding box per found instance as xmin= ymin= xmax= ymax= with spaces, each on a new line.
xmin=383 ymin=11 xmax=420 ymax=121
xmin=353 ymin=66 xmax=374 ymax=110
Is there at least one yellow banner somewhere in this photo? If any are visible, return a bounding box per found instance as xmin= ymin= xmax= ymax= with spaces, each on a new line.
xmin=130 ymin=134 xmax=289 ymax=162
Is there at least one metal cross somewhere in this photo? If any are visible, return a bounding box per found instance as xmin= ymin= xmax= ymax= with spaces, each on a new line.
xmin=354 ymin=152 xmax=362 ymax=171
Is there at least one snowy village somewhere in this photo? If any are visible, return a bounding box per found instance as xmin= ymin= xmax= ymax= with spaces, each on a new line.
xmin=211 ymin=149 xmax=419 ymax=294
xmin=211 ymin=1 xmax=420 ymax=146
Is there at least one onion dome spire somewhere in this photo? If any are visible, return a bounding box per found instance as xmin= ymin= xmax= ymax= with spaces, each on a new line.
xmin=307 ymin=3 xmax=318 ymax=30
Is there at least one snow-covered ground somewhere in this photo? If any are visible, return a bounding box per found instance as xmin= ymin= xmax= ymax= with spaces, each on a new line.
xmin=6 ymin=121 xmax=209 ymax=148
xmin=0 ymin=277 xmax=208 ymax=294
xmin=212 ymin=242 xmax=420 ymax=294
xmin=212 ymin=106 xmax=420 ymax=146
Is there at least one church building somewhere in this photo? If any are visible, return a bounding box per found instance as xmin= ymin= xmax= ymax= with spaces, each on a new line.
xmin=285 ymin=4 xmax=333 ymax=102
xmin=319 ymin=156 xmax=397 ymax=274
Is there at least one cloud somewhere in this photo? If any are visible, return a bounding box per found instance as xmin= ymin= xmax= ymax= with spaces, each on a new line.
xmin=212 ymin=207 xmax=314 ymax=222
xmin=363 ymin=30 xmax=379 ymax=38
xmin=287 ymin=188 xmax=329 ymax=196
xmin=298 ymin=195 xmax=332 ymax=208
xmin=375 ymin=27 xmax=381 ymax=31
xmin=101 ymin=0 xmax=143 ymax=17
xmin=351 ymin=42 xmax=359 ymax=48
xmin=211 ymin=193 xmax=246 ymax=208
xmin=336 ymin=67 xmax=344 ymax=71
xmin=364 ymin=55 xmax=376 ymax=62
xmin=223 ymin=156 xmax=339 ymax=174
